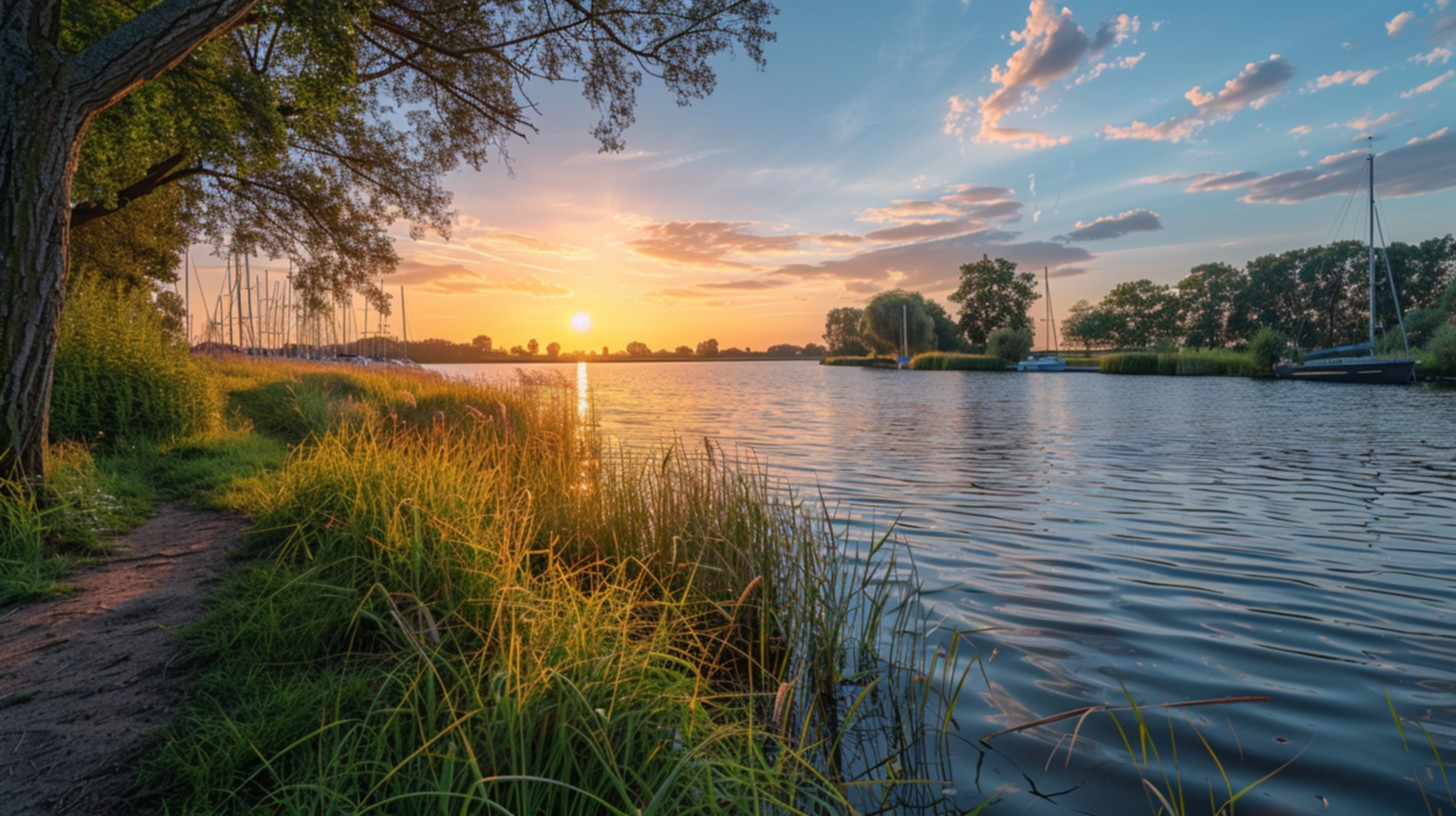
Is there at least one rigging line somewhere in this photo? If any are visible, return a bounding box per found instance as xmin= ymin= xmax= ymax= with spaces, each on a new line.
xmin=1325 ymin=167 xmax=1365 ymax=245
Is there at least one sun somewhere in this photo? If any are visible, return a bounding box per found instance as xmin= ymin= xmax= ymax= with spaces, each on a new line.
xmin=570 ymin=312 xmax=591 ymax=332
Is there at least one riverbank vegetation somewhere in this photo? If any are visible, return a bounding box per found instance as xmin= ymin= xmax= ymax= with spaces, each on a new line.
xmin=909 ymin=353 xmax=1010 ymax=371
xmin=822 ymin=242 xmax=1456 ymax=379
xmin=6 ymin=287 xmax=973 ymax=814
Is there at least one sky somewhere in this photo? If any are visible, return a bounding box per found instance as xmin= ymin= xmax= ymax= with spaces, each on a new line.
xmin=192 ymin=0 xmax=1456 ymax=353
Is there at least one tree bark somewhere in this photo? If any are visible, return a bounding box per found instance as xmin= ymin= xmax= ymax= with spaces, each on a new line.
xmin=0 ymin=0 xmax=256 ymax=485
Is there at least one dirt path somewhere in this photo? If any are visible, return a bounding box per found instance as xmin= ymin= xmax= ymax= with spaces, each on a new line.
xmin=0 ymin=506 xmax=245 ymax=815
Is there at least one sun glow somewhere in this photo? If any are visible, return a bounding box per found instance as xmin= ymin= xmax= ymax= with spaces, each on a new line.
xmin=571 ymin=312 xmax=592 ymax=332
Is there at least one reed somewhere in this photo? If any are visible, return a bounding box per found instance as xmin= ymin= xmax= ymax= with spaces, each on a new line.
xmin=1097 ymin=349 xmax=1259 ymax=377
xmin=821 ymin=355 xmax=892 ymax=367
xmin=137 ymin=360 xmax=972 ymax=814
xmin=908 ymin=352 xmax=1009 ymax=371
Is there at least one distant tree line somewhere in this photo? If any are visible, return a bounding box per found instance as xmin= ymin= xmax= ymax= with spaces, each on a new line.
xmin=824 ymin=238 xmax=1456 ymax=360
xmin=404 ymin=335 xmax=825 ymax=364
xmin=1062 ymin=236 xmax=1456 ymax=353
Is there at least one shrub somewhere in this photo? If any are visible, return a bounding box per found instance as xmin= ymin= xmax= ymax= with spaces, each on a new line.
xmin=1098 ymin=352 xmax=1161 ymax=374
xmin=1247 ymin=327 xmax=1289 ymax=377
xmin=1427 ymin=322 xmax=1456 ymax=375
xmin=986 ymin=326 xmax=1033 ymax=362
xmin=52 ymin=282 xmax=220 ymax=443
xmin=909 ymin=352 xmax=1009 ymax=371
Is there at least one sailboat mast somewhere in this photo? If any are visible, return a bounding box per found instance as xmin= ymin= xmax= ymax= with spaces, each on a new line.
xmin=1368 ymin=137 xmax=1376 ymax=349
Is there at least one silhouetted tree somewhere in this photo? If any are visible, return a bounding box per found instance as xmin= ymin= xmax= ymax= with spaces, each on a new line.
xmin=696 ymin=338 xmax=720 ymax=357
xmin=625 ymin=341 xmax=651 ymax=356
xmin=472 ymin=335 xmax=493 ymax=353
xmin=822 ymin=307 xmax=868 ymax=355
xmin=546 ymin=341 xmax=561 ymax=358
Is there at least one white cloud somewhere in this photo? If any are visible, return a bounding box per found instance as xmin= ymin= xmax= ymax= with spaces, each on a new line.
xmin=646 ymin=149 xmax=730 ymax=172
xmin=1400 ymin=69 xmax=1455 ymax=96
xmin=1308 ymin=69 xmax=1381 ymax=90
xmin=944 ymin=0 xmax=1139 ymax=149
xmin=1100 ymin=55 xmax=1294 ymax=143
xmin=1410 ymin=47 xmax=1453 ymax=64
xmin=1387 ymin=10 xmax=1415 ymax=36
xmin=1347 ymin=111 xmax=1401 ymax=130
xmin=1074 ymin=52 xmax=1146 ymax=86
xmin=1290 ymin=124 xmax=1313 ymax=135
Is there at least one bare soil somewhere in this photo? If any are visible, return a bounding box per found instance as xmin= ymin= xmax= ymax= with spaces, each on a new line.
xmin=0 ymin=506 xmax=244 ymax=815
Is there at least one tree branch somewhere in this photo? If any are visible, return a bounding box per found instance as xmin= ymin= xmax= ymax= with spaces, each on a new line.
xmin=67 ymin=0 xmax=259 ymax=116
xmin=70 ymin=151 xmax=193 ymax=228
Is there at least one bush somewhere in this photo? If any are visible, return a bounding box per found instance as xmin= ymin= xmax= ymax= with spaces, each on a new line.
xmin=908 ymin=352 xmax=1009 ymax=371
xmin=1427 ymin=322 xmax=1456 ymax=375
xmin=986 ymin=326 xmax=1033 ymax=362
xmin=1098 ymin=352 xmax=1161 ymax=375
xmin=52 ymin=282 xmax=220 ymax=443
xmin=1247 ymin=327 xmax=1289 ymax=377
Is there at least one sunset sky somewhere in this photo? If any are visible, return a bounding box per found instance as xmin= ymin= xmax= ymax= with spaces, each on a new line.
xmin=194 ymin=0 xmax=1456 ymax=352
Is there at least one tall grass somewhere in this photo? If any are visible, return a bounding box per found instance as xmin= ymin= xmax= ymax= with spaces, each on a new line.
xmin=909 ymin=352 xmax=1009 ymax=371
xmin=52 ymin=281 xmax=221 ymax=443
xmin=137 ymin=361 xmax=969 ymax=814
xmin=821 ymin=355 xmax=892 ymax=367
xmin=1098 ymin=348 xmax=1260 ymax=377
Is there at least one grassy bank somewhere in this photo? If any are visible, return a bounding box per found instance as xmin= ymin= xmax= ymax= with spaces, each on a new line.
xmin=126 ymin=358 xmax=966 ymax=813
xmin=1097 ymin=348 xmax=1262 ymax=377
xmin=908 ymin=352 xmax=1010 ymax=371
xmin=820 ymin=354 xmax=895 ymax=367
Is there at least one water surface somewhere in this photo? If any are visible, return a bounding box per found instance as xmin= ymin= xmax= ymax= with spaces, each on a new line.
xmin=434 ymin=361 xmax=1456 ymax=814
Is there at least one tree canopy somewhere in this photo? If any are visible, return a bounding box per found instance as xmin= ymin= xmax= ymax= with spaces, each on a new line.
xmin=947 ymin=255 xmax=1039 ymax=350
xmin=859 ymin=290 xmax=936 ymax=356
xmin=1 ymin=0 xmax=779 ymax=481
xmin=822 ymin=307 xmax=868 ymax=356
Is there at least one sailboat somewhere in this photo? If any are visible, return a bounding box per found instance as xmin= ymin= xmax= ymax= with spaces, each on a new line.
xmin=1017 ymin=267 xmax=1067 ymax=372
xmin=1273 ymin=140 xmax=1415 ymax=384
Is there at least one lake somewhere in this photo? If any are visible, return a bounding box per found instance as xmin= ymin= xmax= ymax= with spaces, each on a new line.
xmin=431 ymin=360 xmax=1456 ymax=814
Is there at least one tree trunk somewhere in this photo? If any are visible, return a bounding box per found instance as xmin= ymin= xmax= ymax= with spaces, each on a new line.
xmin=0 ymin=0 xmax=257 ymax=485
xmin=0 ymin=37 xmax=87 ymax=486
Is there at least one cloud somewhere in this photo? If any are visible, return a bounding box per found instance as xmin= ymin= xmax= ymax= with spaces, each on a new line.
xmin=941 ymin=184 xmax=1016 ymax=205
xmin=1387 ymin=10 xmax=1415 ymax=36
xmin=770 ymin=232 xmax=1093 ymax=294
xmin=1057 ymin=209 xmax=1163 ymax=241
xmin=1185 ymin=55 xmax=1295 ymax=112
xmin=390 ymin=259 xmax=574 ymax=297
xmin=627 ymin=221 xmax=806 ymax=268
xmin=1347 ymin=111 xmax=1401 ymax=130
xmin=1438 ymin=13 xmax=1456 ymax=43
xmin=561 ymin=149 xmax=658 ymax=166
xmin=646 ymin=148 xmax=730 ymax=172
xmin=1185 ymin=171 xmax=1261 ymax=191
xmin=1308 ymin=69 xmax=1381 ymax=90
xmin=858 ymin=199 xmax=963 ymax=224
xmin=1290 ymin=124 xmax=1313 ymax=135
xmin=696 ymin=278 xmax=794 ymax=291
xmin=1099 ymin=117 xmax=1204 ymax=143
xmin=1100 ymin=55 xmax=1294 ymax=143
xmin=1241 ymin=129 xmax=1456 ymax=203
xmin=815 ymin=232 xmax=866 ymax=247
xmin=965 ymin=200 xmax=1026 ymax=222
xmin=864 ymin=220 xmax=990 ymax=243
xmin=1411 ymin=46 xmax=1453 ymax=64
xmin=1074 ymin=52 xmax=1145 ymax=86
xmin=1401 ymin=69 xmax=1455 ymax=96
xmin=944 ymin=0 xmax=1139 ymax=149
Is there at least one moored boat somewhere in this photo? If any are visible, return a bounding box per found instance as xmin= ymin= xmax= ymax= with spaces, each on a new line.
xmin=1272 ymin=140 xmax=1415 ymax=384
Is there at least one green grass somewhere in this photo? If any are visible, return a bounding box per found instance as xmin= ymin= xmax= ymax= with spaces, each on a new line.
xmin=124 ymin=358 xmax=971 ymax=814
xmin=909 ymin=352 xmax=1010 ymax=371
xmin=1098 ymin=348 xmax=1260 ymax=377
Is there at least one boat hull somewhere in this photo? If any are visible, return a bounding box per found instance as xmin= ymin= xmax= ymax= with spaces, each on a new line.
xmin=1017 ymin=358 xmax=1067 ymax=372
xmin=1272 ymin=358 xmax=1415 ymax=384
